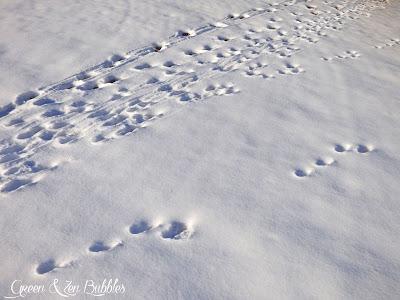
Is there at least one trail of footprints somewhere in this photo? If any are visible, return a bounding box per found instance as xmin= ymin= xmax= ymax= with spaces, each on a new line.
xmin=34 ymin=143 xmax=376 ymax=275
xmin=374 ymin=38 xmax=400 ymax=49
xmin=0 ymin=0 xmax=387 ymax=193
xmin=35 ymin=219 xmax=193 ymax=275
xmin=321 ymin=49 xmax=361 ymax=62
xmin=293 ymin=142 xmax=374 ymax=178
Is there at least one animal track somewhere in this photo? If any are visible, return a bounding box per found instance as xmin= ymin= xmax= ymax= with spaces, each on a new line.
xmin=36 ymin=259 xmax=57 ymax=275
xmin=129 ymin=219 xmax=193 ymax=240
xmin=0 ymin=103 xmax=16 ymax=118
xmin=35 ymin=259 xmax=73 ymax=275
xmin=356 ymin=144 xmax=373 ymax=154
xmin=0 ymin=0 xmax=383 ymax=193
xmin=129 ymin=220 xmax=152 ymax=234
xmin=374 ymin=38 xmax=399 ymax=49
xmin=77 ymin=81 xmax=99 ymax=91
xmin=204 ymin=83 xmax=240 ymax=96
xmin=1 ymin=179 xmax=33 ymax=193
xmin=42 ymin=109 xmax=65 ymax=118
xmin=34 ymin=98 xmax=56 ymax=106
xmin=177 ymin=29 xmax=196 ymax=37
xmin=334 ymin=143 xmax=373 ymax=154
xmin=88 ymin=241 xmax=122 ymax=253
xmin=135 ymin=62 xmax=152 ymax=70
xmin=334 ymin=143 xmax=349 ymax=153
xmin=314 ymin=157 xmax=335 ymax=167
xmin=161 ymin=221 xmax=192 ymax=240
xmin=278 ymin=62 xmax=305 ymax=75
xmin=15 ymin=91 xmax=40 ymax=105
xmin=293 ymin=142 xmax=374 ymax=179
xmin=33 ymin=218 xmax=193 ymax=276
xmin=321 ymin=50 xmax=361 ymax=61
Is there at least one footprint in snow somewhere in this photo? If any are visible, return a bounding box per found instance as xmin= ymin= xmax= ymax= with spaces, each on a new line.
xmin=35 ymin=259 xmax=73 ymax=275
xmin=128 ymin=219 xmax=193 ymax=240
xmin=129 ymin=220 xmax=152 ymax=235
xmin=293 ymin=142 xmax=375 ymax=179
xmin=161 ymin=221 xmax=192 ymax=240
xmin=88 ymin=240 xmax=123 ymax=253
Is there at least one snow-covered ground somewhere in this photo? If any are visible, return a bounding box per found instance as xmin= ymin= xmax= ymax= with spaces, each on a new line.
xmin=0 ymin=0 xmax=399 ymax=299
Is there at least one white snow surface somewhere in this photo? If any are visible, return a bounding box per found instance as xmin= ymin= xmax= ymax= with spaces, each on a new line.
xmin=0 ymin=0 xmax=399 ymax=299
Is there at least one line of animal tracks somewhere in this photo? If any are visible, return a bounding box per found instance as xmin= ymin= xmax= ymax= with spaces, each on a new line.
xmin=0 ymin=0 xmax=388 ymax=193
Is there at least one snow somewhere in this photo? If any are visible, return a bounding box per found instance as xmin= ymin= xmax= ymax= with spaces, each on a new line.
xmin=0 ymin=0 xmax=400 ymax=299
